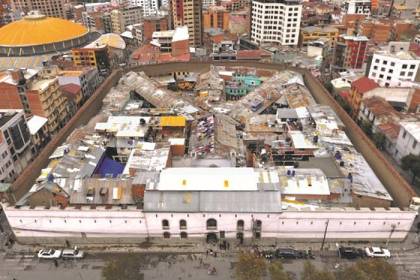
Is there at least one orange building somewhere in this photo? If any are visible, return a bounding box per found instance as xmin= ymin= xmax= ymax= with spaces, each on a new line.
xmin=143 ymin=14 xmax=169 ymax=43
xmin=349 ymin=77 xmax=379 ymax=118
xmin=203 ymin=6 xmax=230 ymax=31
xmin=360 ymin=20 xmax=391 ymax=44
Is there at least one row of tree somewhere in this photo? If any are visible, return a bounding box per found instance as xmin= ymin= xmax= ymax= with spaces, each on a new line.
xmin=235 ymin=251 xmax=399 ymax=280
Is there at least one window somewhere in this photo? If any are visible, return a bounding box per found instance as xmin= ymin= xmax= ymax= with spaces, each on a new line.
xmin=408 ymin=72 xmax=414 ymax=77
xmin=255 ymin=220 xmax=262 ymax=231
xmin=206 ymin=218 xmax=217 ymax=230
xmin=402 ymin=64 xmax=407 ymax=69
xmin=162 ymin=219 xmax=169 ymax=229
xmin=163 ymin=232 xmax=170 ymax=238
xmin=403 ymin=131 xmax=407 ymax=138
xmin=373 ymin=66 xmax=378 ymax=70
xmin=180 ymin=232 xmax=188 ymax=239
xmin=410 ymin=65 xmax=416 ymax=69
xmin=413 ymin=140 xmax=417 ymax=149
xmin=375 ymin=59 xmax=379 ymax=63
xmin=179 ymin=219 xmax=187 ymax=230
xmin=388 ymin=69 xmax=393 ymax=73
xmin=400 ymin=71 xmax=406 ymax=76
xmin=237 ymin=220 xmax=244 ymax=231
xmin=390 ymin=62 xmax=395 ymax=66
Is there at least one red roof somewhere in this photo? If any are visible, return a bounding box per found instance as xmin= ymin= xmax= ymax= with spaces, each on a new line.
xmin=352 ymin=77 xmax=378 ymax=94
xmin=377 ymin=122 xmax=401 ymax=140
xmin=60 ymin=83 xmax=81 ymax=96
xmin=339 ymin=90 xmax=351 ymax=104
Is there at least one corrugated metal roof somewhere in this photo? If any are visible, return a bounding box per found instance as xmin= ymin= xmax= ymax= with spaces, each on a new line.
xmin=144 ymin=190 xmax=282 ymax=213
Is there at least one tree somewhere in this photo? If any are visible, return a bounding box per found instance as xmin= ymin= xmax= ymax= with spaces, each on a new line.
xmin=336 ymin=259 xmax=398 ymax=280
xmin=401 ymin=154 xmax=420 ymax=184
xmin=269 ymin=261 xmax=290 ymax=280
xmin=360 ymin=120 xmax=373 ymax=136
xmin=301 ymin=261 xmax=335 ymax=280
xmin=102 ymin=254 xmax=144 ymax=280
xmin=235 ymin=251 xmax=266 ymax=280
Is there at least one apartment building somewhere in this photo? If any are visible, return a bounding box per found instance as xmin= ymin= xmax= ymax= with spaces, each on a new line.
xmin=250 ymin=0 xmax=302 ymax=46
xmin=11 ymin=0 xmax=66 ymax=19
xmin=300 ymin=26 xmax=339 ymax=48
xmin=0 ymin=110 xmax=32 ymax=183
xmin=335 ymin=34 xmax=368 ymax=70
xmin=203 ymin=5 xmax=230 ymax=31
xmin=170 ymin=0 xmax=203 ymax=47
xmin=57 ymin=68 xmax=100 ymax=101
xmin=343 ymin=0 xmax=371 ymax=15
xmin=129 ymin=0 xmax=160 ymax=16
xmin=111 ymin=6 xmax=143 ymax=34
xmin=0 ymin=69 xmax=69 ymax=135
xmin=151 ymin=26 xmax=190 ymax=56
xmin=26 ymin=115 xmax=49 ymax=156
xmin=368 ymin=50 xmax=420 ymax=87
xmin=71 ymin=47 xmax=110 ymax=73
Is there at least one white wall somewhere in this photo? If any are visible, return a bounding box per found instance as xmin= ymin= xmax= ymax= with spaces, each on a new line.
xmin=394 ymin=124 xmax=420 ymax=162
xmin=3 ymin=205 xmax=416 ymax=242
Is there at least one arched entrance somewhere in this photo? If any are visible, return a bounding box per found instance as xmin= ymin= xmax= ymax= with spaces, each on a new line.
xmin=206 ymin=232 xmax=218 ymax=244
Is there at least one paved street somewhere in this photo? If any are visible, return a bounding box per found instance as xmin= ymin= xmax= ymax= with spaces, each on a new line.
xmin=1 ymin=246 xmax=420 ymax=280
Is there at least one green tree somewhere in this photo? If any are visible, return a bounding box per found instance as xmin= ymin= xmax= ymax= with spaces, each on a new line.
xmin=235 ymin=251 xmax=266 ymax=280
xmin=102 ymin=254 xmax=144 ymax=280
xmin=301 ymin=261 xmax=335 ymax=280
xmin=269 ymin=261 xmax=290 ymax=280
xmin=360 ymin=120 xmax=373 ymax=136
xmin=372 ymin=133 xmax=386 ymax=150
xmin=401 ymin=154 xmax=420 ymax=184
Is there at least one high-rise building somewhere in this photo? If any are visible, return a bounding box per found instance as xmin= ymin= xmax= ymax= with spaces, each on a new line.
xmin=250 ymin=0 xmax=302 ymax=46
xmin=335 ymin=34 xmax=368 ymax=70
xmin=0 ymin=69 xmax=70 ymax=135
xmin=129 ymin=0 xmax=160 ymax=16
xmin=170 ymin=0 xmax=202 ymax=47
xmin=0 ymin=110 xmax=32 ymax=183
xmin=11 ymin=0 xmax=66 ymax=19
xmin=143 ymin=14 xmax=170 ymax=42
xmin=203 ymin=5 xmax=230 ymax=31
xmin=343 ymin=0 xmax=371 ymax=15
xmin=111 ymin=6 xmax=143 ymax=34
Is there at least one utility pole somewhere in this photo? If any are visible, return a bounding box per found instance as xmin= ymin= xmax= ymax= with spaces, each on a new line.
xmin=321 ymin=219 xmax=329 ymax=251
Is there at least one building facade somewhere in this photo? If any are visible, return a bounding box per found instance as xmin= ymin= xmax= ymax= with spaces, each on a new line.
xmin=394 ymin=122 xmax=420 ymax=162
xmin=170 ymin=0 xmax=203 ymax=47
xmin=368 ymin=51 xmax=420 ymax=88
xmin=203 ymin=6 xmax=230 ymax=31
xmin=250 ymin=0 xmax=302 ymax=46
xmin=143 ymin=14 xmax=170 ymax=42
xmin=335 ymin=35 xmax=368 ymax=70
xmin=111 ymin=6 xmax=143 ymax=34
xmin=300 ymin=26 xmax=339 ymax=48
xmin=0 ymin=110 xmax=32 ymax=183
xmin=129 ymin=0 xmax=160 ymax=16
xmin=11 ymin=0 xmax=66 ymax=19
xmin=343 ymin=0 xmax=371 ymax=15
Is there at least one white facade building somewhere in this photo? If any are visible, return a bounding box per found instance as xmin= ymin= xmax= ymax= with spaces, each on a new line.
xmin=394 ymin=122 xmax=420 ymax=162
xmin=368 ymin=51 xmax=420 ymax=88
xmin=250 ymin=0 xmax=302 ymax=46
xmin=343 ymin=0 xmax=371 ymax=15
xmin=0 ymin=110 xmax=32 ymax=183
xmin=128 ymin=0 xmax=160 ymax=16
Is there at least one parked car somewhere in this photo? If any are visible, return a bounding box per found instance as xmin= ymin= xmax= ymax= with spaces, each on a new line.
xmin=62 ymin=246 xmax=85 ymax=259
xmin=275 ymin=248 xmax=302 ymax=259
xmin=37 ymin=249 xmax=62 ymax=259
xmin=365 ymin=247 xmax=391 ymax=258
xmin=338 ymin=246 xmax=364 ymax=259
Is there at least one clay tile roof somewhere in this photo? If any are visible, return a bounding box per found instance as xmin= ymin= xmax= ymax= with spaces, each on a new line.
xmin=352 ymin=77 xmax=378 ymax=94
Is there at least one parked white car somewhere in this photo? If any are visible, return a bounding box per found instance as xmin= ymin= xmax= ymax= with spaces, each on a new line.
xmin=62 ymin=247 xmax=85 ymax=259
xmin=365 ymin=247 xmax=391 ymax=258
xmin=37 ymin=249 xmax=62 ymax=259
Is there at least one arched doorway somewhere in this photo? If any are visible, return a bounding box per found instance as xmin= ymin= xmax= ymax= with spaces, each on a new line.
xmin=206 ymin=232 xmax=218 ymax=244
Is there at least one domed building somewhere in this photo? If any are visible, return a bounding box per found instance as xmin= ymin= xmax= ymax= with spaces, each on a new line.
xmin=0 ymin=11 xmax=99 ymax=68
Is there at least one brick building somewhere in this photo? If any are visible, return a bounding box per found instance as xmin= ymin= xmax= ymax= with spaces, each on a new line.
xmin=203 ymin=6 xmax=230 ymax=31
xmin=335 ymin=34 xmax=368 ymax=70
xmin=143 ymin=14 xmax=169 ymax=42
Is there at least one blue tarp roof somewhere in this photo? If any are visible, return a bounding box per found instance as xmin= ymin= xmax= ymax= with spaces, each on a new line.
xmin=94 ymin=157 xmax=124 ymax=178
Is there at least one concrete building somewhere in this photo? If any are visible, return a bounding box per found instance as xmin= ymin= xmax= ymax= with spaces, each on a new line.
xmin=343 ymin=0 xmax=371 ymax=15
xmin=368 ymin=50 xmax=420 ymax=88
xmin=143 ymin=14 xmax=170 ymax=42
xmin=300 ymin=26 xmax=339 ymax=48
xmin=203 ymin=5 xmax=230 ymax=31
xmin=26 ymin=115 xmax=49 ymax=156
xmin=349 ymin=76 xmax=378 ymax=117
xmin=0 ymin=69 xmax=69 ymax=135
xmin=170 ymin=0 xmax=203 ymax=47
xmin=151 ymin=26 xmax=190 ymax=57
xmin=250 ymin=0 xmax=302 ymax=46
xmin=394 ymin=122 xmax=420 ymax=162
xmin=58 ymin=68 xmax=100 ymax=101
xmin=111 ymin=6 xmax=143 ymax=34
xmin=11 ymin=0 xmax=66 ymax=19
xmin=0 ymin=110 xmax=32 ymax=183
xmin=360 ymin=20 xmax=391 ymax=44
xmin=335 ymin=34 xmax=368 ymax=70
xmin=129 ymin=0 xmax=160 ymax=16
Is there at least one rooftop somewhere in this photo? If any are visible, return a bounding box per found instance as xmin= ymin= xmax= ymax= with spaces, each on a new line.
xmin=352 ymin=77 xmax=379 ymax=94
xmin=401 ymin=122 xmax=420 ymax=141
xmin=27 ymin=115 xmax=48 ymax=135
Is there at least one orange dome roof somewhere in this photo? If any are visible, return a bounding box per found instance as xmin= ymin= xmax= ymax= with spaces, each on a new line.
xmin=0 ymin=13 xmax=88 ymax=47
